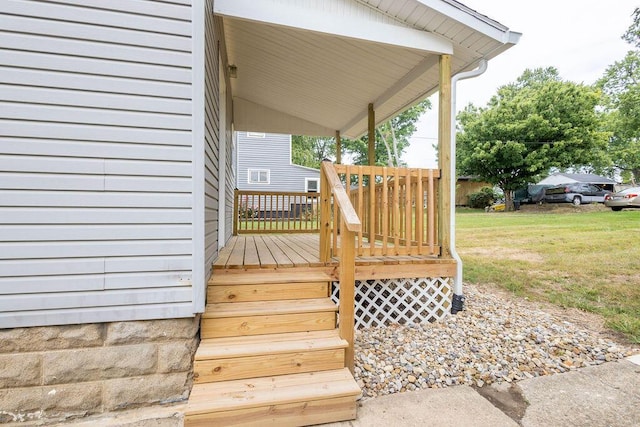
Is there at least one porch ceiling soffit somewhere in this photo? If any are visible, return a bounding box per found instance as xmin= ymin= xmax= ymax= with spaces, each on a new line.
xmin=233 ymin=97 xmax=336 ymax=137
xmin=214 ymin=0 xmax=519 ymax=139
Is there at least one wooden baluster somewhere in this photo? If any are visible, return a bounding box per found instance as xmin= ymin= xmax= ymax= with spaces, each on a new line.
xmin=339 ymin=216 xmax=356 ymax=374
xmin=368 ymin=168 xmax=375 ymax=256
xmin=393 ymin=168 xmax=400 ymax=254
xmin=416 ymin=169 xmax=424 ymax=255
xmin=428 ymin=169 xmax=435 ymax=254
xmin=320 ymin=163 xmax=331 ymax=263
xmin=333 ymin=193 xmax=338 ymax=256
xmin=382 ymin=167 xmax=389 ymax=255
xmin=405 ymin=169 xmax=412 ymax=254
xmin=357 ymin=166 xmax=364 ymax=257
xmin=233 ymin=189 xmax=239 ymax=235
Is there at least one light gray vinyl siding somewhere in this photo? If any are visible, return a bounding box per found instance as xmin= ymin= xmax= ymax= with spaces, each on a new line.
xmin=203 ymin=7 xmax=220 ymax=283
xmin=0 ymin=0 xmax=196 ymax=328
xmin=236 ymin=132 xmax=320 ymax=193
xmin=223 ymin=79 xmax=235 ymax=244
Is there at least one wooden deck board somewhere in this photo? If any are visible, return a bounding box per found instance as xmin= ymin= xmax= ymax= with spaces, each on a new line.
xmin=254 ymin=235 xmax=278 ymax=268
xmin=243 ymin=236 xmax=261 ymax=269
xmin=227 ymin=236 xmax=246 ymax=269
xmin=270 ymin=235 xmax=314 ymax=267
xmin=213 ymin=236 xmax=235 ymax=268
xmin=273 ymin=234 xmax=323 ymax=267
xmin=213 ymin=234 xmax=451 ymax=273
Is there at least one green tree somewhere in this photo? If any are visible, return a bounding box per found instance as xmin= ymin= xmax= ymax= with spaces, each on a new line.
xmin=597 ymin=8 xmax=640 ymax=183
xmin=457 ymin=67 xmax=608 ymax=210
xmin=291 ymin=135 xmax=335 ymax=169
xmin=342 ymin=100 xmax=431 ymax=166
xmin=291 ymin=100 xmax=431 ymax=168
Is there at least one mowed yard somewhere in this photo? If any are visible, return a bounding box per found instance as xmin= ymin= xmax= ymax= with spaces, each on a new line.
xmin=456 ymin=206 xmax=640 ymax=343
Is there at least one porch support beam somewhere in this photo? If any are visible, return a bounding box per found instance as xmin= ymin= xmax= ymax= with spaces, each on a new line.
xmin=368 ymin=104 xmax=375 ymax=166
xmin=214 ymin=0 xmax=453 ymax=54
xmin=438 ymin=54 xmax=452 ymax=257
xmin=335 ymin=131 xmax=342 ymax=164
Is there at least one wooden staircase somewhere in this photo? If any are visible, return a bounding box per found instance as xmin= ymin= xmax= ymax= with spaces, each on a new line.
xmin=184 ymin=270 xmax=361 ymax=426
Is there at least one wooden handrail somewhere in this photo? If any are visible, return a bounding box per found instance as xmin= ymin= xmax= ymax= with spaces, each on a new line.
xmin=319 ymin=160 xmax=359 ymax=374
xmin=320 ymin=162 xmax=361 ymax=232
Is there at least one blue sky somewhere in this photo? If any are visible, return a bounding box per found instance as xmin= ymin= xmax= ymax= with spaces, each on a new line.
xmin=404 ymin=0 xmax=639 ymax=168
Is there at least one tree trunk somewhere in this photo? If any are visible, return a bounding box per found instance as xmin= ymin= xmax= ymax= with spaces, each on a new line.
xmin=390 ymin=123 xmax=400 ymax=166
xmin=377 ymin=127 xmax=394 ymax=167
xmin=504 ymin=190 xmax=515 ymax=212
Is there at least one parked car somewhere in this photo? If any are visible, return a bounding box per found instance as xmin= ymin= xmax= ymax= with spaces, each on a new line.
xmin=544 ymin=183 xmax=612 ymax=206
xmin=604 ymin=186 xmax=640 ymax=211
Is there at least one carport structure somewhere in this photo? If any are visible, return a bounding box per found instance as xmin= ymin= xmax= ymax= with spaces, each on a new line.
xmin=186 ymin=1 xmax=520 ymax=425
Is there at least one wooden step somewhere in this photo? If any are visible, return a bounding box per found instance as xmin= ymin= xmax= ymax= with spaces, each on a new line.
xmin=194 ymin=330 xmax=348 ymax=383
xmin=208 ymin=281 xmax=329 ymax=303
xmin=185 ymin=368 xmax=360 ymax=427
xmin=201 ymin=298 xmax=337 ymax=338
xmin=204 ymin=298 xmax=337 ymax=318
xmin=208 ymin=270 xmax=334 ymax=286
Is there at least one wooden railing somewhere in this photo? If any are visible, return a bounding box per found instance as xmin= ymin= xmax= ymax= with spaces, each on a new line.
xmin=319 ymin=161 xmax=360 ymax=373
xmin=331 ymin=165 xmax=440 ymax=257
xmin=233 ymin=190 xmax=320 ymax=235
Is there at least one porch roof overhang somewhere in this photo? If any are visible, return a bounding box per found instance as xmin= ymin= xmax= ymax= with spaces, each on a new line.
xmin=215 ymin=0 xmax=521 ymax=139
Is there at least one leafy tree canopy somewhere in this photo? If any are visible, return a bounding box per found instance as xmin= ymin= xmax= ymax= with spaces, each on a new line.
xmin=342 ymin=100 xmax=431 ymax=166
xmin=597 ymin=7 xmax=640 ymax=183
xmin=457 ymin=67 xmax=608 ymax=209
xmin=291 ymin=135 xmax=335 ymax=169
xmin=291 ymin=100 xmax=431 ymax=169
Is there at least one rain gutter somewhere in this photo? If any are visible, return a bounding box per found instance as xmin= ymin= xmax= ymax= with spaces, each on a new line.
xmin=450 ymin=58 xmax=488 ymax=314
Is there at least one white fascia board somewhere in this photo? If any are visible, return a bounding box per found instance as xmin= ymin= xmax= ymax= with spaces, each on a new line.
xmin=417 ymin=0 xmax=516 ymax=44
xmin=214 ymin=0 xmax=453 ymax=54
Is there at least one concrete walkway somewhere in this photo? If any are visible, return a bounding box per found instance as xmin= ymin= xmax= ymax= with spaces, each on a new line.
xmin=328 ymin=357 xmax=640 ymax=427
xmin=26 ymin=356 xmax=640 ymax=427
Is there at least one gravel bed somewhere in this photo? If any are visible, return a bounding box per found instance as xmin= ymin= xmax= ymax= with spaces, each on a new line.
xmin=353 ymin=283 xmax=638 ymax=399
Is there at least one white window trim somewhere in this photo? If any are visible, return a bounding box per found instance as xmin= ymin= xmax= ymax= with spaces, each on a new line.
xmin=248 ymin=168 xmax=270 ymax=184
xmin=305 ymin=177 xmax=320 ymax=193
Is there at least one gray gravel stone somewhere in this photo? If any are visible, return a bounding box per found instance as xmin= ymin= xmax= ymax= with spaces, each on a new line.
xmin=353 ymin=283 xmax=638 ymax=399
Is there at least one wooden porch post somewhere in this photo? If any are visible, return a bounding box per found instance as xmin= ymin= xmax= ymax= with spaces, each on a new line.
xmin=335 ymin=131 xmax=342 ymax=165
xmin=367 ymin=103 xmax=375 ymax=166
xmin=232 ymin=189 xmax=239 ymax=236
xmin=319 ymin=161 xmax=331 ymax=263
xmin=438 ymin=54 xmax=452 ymax=257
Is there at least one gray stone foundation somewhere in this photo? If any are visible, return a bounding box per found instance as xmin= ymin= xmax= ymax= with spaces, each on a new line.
xmin=0 ymin=318 xmax=199 ymax=423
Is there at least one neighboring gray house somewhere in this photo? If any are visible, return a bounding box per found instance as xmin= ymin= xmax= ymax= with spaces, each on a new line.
xmin=236 ymin=132 xmax=320 ymax=194
xmin=538 ymin=173 xmax=618 ymax=192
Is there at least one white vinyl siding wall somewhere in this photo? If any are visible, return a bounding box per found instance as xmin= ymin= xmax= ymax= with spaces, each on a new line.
xmin=0 ymin=0 xmax=198 ymax=328
xmin=203 ymin=8 xmax=221 ymax=285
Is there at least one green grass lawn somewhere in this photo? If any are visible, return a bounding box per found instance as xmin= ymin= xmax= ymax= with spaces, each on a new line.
xmin=456 ymin=206 xmax=640 ymax=343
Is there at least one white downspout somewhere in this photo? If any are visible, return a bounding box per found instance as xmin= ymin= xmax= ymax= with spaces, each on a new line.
xmin=450 ymin=59 xmax=488 ymax=313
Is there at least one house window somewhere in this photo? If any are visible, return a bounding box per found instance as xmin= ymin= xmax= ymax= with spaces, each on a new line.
xmin=248 ymin=169 xmax=270 ymax=184
xmin=305 ymin=178 xmax=319 ymax=193
xmin=247 ymin=132 xmax=265 ymax=138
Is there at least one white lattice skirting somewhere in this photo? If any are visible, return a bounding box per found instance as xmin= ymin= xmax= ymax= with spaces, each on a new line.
xmin=331 ymin=277 xmax=452 ymax=329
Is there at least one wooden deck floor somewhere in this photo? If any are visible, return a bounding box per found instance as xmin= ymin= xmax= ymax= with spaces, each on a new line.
xmin=214 ymin=235 xmax=455 ymax=278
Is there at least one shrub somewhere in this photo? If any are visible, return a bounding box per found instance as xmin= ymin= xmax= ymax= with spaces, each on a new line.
xmin=468 ymin=187 xmax=498 ymax=209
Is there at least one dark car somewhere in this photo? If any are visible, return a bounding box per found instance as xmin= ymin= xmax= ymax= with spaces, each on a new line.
xmin=544 ymin=183 xmax=612 ymax=206
xmin=604 ymin=186 xmax=640 ymax=211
